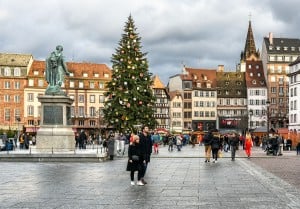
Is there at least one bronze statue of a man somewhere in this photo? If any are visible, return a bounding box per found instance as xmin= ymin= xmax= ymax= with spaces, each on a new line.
xmin=45 ymin=45 xmax=70 ymax=95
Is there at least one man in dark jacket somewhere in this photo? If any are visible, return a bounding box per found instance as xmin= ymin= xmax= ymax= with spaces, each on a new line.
xmin=79 ymin=129 xmax=87 ymax=149
xmin=229 ymin=133 xmax=239 ymax=161
xmin=203 ymin=131 xmax=213 ymax=163
xmin=139 ymin=125 xmax=152 ymax=184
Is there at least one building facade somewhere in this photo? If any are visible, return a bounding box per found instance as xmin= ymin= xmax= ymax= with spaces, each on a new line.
xmin=261 ymin=33 xmax=300 ymax=128
xmin=0 ymin=53 xmax=33 ymax=132
xmin=152 ymin=75 xmax=170 ymax=131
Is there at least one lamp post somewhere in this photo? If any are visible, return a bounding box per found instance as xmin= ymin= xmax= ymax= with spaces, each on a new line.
xmin=249 ymin=109 xmax=253 ymax=132
xmin=266 ymin=100 xmax=270 ymax=141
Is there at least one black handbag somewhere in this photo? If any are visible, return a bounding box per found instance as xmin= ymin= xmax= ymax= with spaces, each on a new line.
xmin=132 ymin=155 xmax=139 ymax=161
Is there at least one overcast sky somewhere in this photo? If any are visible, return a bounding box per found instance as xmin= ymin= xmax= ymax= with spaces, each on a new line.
xmin=1 ymin=0 xmax=300 ymax=85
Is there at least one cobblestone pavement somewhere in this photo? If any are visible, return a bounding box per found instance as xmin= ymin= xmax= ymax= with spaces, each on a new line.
xmin=0 ymin=145 xmax=299 ymax=209
xmin=238 ymin=146 xmax=300 ymax=190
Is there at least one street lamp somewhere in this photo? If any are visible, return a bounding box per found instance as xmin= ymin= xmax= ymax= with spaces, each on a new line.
xmin=266 ymin=100 xmax=270 ymax=141
xmin=249 ymin=109 xmax=253 ymax=132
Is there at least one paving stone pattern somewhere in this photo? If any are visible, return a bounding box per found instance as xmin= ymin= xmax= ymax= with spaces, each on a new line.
xmin=0 ymin=145 xmax=299 ymax=209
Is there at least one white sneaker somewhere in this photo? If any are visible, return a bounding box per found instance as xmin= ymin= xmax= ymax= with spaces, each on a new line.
xmin=215 ymin=160 xmax=218 ymax=163
xmin=137 ymin=181 xmax=144 ymax=186
xmin=130 ymin=181 xmax=135 ymax=185
xmin=212 ymin=159 xmax=215 ymax=163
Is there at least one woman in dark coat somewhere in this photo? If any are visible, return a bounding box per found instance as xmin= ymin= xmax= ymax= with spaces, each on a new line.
xmin=107 ymin=133 xmax=115 ymax=160
xmin=211 ymin=134 xmax=221 ymax=163
xmin=126 ymin=135 xmax=145 ymax=186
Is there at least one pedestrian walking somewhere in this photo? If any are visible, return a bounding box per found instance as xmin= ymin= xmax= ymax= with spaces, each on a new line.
xmin=152 ymin=130 xmax=160 ymax=154
xmin=175 ymin=135 xmax=182 ymax=151
xmin=244 ymin=132 xmax=253 ymax=158
xmin=107 ymin=132 xmax=115 ymax=160
xmin=203 ymin=131 xmax=213 ymax=163
xmin=211 ymin=133 xmax=221 ymax=163
xmin=126 ymin=135 xmax=144 ymax=186
xmin=139 ymin=125 xmax=152 ymax=185
xmin=229 ymin=132 xmax=239 ymax=161
xmin=168 ymin=134 xmax=174 ymax=151
xmin=296 ymin=142 xmax=300 ymax=155
xmin=79 ymin=129 xmax=87 ymax=149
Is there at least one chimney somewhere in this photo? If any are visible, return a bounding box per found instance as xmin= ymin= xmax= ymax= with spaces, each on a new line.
xmin=217 ymin=65 xmax=224 ymax=72
xmin=269 ymin=32 xmax=273 ymax=45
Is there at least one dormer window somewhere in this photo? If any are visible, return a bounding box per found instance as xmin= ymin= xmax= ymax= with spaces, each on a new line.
xmin=194 ymin=75 xmax=197 ymax=79
xmin=203 ymin=75 xmax=207 ymax=80
xmin=207 ymin=83 xmax=211 ymax=88
xmin=94 ymin=73 xmax=99 ymax=77
xmin=34 ymin=71 xmax=39 ymax=75
xmin=291 ymin=47 xmax=295 ymax=51
xmin=83 ymin=73 xmax=88 ymax=77
xmin=250 ymin=72 xmax=253 ymax=77
xmin=276 ymin=46 xmax=280 ymax=50
xmin=257 ymin=73 xmax=261 ymax=77
xmin=252 ymin=80 xmax=256 ymax=84
xmin=225 ymin=81 xmax=229 ymax=85
xmin=269 ymin=46 xmax=273 ymax=50
xmin=236 ymin=81 xmax=241 ymax=85
xmin=197 ymin=82 xmax=201 ymax=88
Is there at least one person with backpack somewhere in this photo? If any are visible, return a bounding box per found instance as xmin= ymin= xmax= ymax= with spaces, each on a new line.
xmin=203 ymin=131 xmax=213 ymax=163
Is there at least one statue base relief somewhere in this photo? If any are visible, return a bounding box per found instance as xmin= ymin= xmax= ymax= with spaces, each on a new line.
xmin=36 ymin=95 xmax=75 ymax=153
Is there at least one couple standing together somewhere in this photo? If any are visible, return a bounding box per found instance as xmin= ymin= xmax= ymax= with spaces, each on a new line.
xmin=126 ymin=126 xmax=152 ymax=186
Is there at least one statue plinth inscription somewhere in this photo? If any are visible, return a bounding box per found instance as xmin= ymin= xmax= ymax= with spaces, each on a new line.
xmin=43 ymin=106 xmax=63 ymax=125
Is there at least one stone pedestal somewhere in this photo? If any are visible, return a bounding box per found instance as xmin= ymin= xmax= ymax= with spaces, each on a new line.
xmin=36 ymin=95 xmax=74 ymax=153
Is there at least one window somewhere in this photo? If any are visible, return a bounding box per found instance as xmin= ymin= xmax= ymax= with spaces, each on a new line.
xmin=104 ymin=73 xmax=109 ymax=78
xmin=14 ymin=95 xmax=20 ymax=103
xmin=33 ymin=71 xmax=39 ymax=75
xmin=79 ymin=81 xmax=84 ymax=88
xmin=205 ymin=111 xmax=209 ymax=117
xmin=90 ymin=120 xmax=96 ymax=126
xmin=173 ymin=102 xmax=181 ymax=108
xmin=99 ymin=82 xmax=104 ymax=89
xmin=15 ymin=109 xmax=21 ymax=121
xmin=38 ymin=79 xmax=44 ymax=87
xmin=79 ymin=106 xmax=85 ymax=116
xmin=28 ymin=105 xmax=34 ymax=116
xmin=94 ymin=73 xmax=99 ymax=77
xmin=90 ymin=82 xmax=95 ymax=88
xmin=252 ymin=80 xmax=256 ymax=84
xmin=83 ymin=73 xmax=88 ymax=77
xmin=4 ymin=81 xmax=10 ymax=89
xmin=271 ymin=87 xmax=276 ymax=93
xmin=14 ymin=67 xmax=21 ymax=76
xmin=79 ymin=95 xmax=84 ymax=103
xmin=5 ymin=109 xmax=10 ymax=121
xmin=79 ymin=120 xmax=84 ymax=126
xmin=28 ymin=79 xmax=34 ymax=86
xmin=70 ymin=81 xmax=75 ymax=88
xmin=211 ymin=92 xmax=215 ymax=97
xmin=184 ymin=92 xmax=191 ymax=99
xmin=14 ymin=81 xmax=20 ymax=89
xmin=99 ymin=95 xmax=105 ymax=103
xmin=4 ymin=67 xmax=11 ymax=76
xmin=257 ymin=73 xmax=261 ymax=77
xmin=90 ymin=107 xmax=96 ymax=116
xmin=90 ymin=95 xmax=95 ymax=103
xmin=27 ymin=93 xmax=34 ymax=102
xmin=4 ymin=95 xmax=10 ymax=102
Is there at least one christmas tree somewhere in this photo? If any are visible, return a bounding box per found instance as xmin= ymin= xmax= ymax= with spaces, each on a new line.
xmin=103 ymin=15 xmax=157 ymax=133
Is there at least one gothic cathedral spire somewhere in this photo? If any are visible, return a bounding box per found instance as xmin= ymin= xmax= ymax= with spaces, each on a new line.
xmin=240 ymin=20 xmax=260 ymax=61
